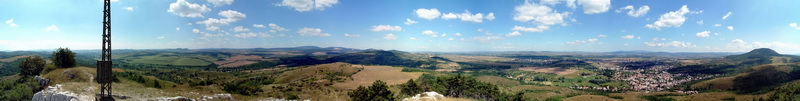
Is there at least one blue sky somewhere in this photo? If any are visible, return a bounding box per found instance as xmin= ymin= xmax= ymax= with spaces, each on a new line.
xmin=1 ymin=0 xmax=799 ymax=54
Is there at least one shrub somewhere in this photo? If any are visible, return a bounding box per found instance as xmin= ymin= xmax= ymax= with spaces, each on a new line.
xmin=19 ymin=56 xmax=46 ymax=76
xmin=51 ymin=48 xmax=76 ymax=68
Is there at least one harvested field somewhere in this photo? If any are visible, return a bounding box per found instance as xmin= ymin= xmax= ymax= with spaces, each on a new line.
xmin=0 ymin=55 xmax=28 ymax=62
xmin=564 ymin=95 xmax=620 ymax=101
xmin=333 ymin=65 xmax=423 ymax=90
xmin=518 ymin=67 xmax=578 ymax=75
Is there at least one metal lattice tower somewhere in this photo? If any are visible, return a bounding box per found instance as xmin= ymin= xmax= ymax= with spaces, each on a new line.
xmin=96 ymin=0 xmax=114 ymax=100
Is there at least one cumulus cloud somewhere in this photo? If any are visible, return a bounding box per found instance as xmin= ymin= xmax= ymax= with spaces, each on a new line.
xmin=195 ymin=10 xmax=246 ymax=27
xmin=447 ymin=38 xmax=454 ymax=41
xmin=404 ymin=18 xmax=418 ymax=25
xmin=415 ymin=8 xmax=441 ymax=20
xmin=232 ymin=26 xmax=250 ymax=32
xmin=371 ymin=25 xmax=402 ymax=32
xmin=695 ymin=31 xmax=710 ymax=38
xmin=726 ymin=39 xmax=800 ymax=53
xmin=621 ymin=35 xmax=634 ymax=39
xmin=45 ymin=25 xmax=59 ymax=31
xmin=297 ymin=28 xmax=330 ymax=36
xmin=505 ymin=31 xmax=522 ymax=37
xmin=644 ymin=41 xmax=695 ymax=48
xmin=645 ymin=5 xmax=695 ymax=30
xmin=597 ymin=34 xmax=607 ymax=38
xmin=472 ymin=36 xmax=504 ymax=42
xmin=722 ymin=12 xmax=732 ymax=20
xmin=439 ymin=10 xmax=494 ymax=23
xmin=208 ymin=0 xmax=233 ymax=7
xmin=343 ymin=33 xmax=359 ymax=37
xmin=714 ymin=24 xmax=722 ymax=27
xmin=616 ymin=5 xmax=649 ymax=17
xmin=790 ymin=23 xmax=800 ymax=29
xmin=577 ymin=0 xmax=611 ymax=14
xmin=512 ymin=25 xmax=549 ymax=32
xmin=176 ymin=27 xmax=181 ymax=31
xmin=566 ymin=38 xmax=599 ymax=45
xmin=486 ymin=13 xmax=496 ymax=20
xmin=421 ymin=30 xmax=438 ymax=37
xmin=727 ymin=26 xmax=734 ymax=30
xmin=383 ymin=34 xmax=397 ymax=40
xmin=5 ymin=19 xmax=16 ymax=27
xmin=453 ymin=33 xmax=462 ymax=36
xmin=167 ymin=0 xmax=211 ymax=18
xmin=157 ymin=36 xmax=165 ymax=39
xmin=253 ymin=24 xmax=266 ymax=28
xmin=442 ymin=13 xmax=457 ymax=20
xmin=206 ymin=26 xmax=220 ymax=31
xmin=268 ymin=23 xmax=288 ymax=32
xmin=125 ymin=7 xmax=134 ymax=11
xmin=513 ymin=2 xmax=570 ymax=26
xmin=276 ymin=0 xmax=339 ymax=12
xmin=409 ymin=37 xmax=417 ymax=40
xmin=234 ymin=32 xmax=258 ymax=38
xmin=192 ymin=29 xmax=201 ymax=33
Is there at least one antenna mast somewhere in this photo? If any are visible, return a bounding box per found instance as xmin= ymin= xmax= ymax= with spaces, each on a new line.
xmin=96 ymin=0 xmax=114 ymax=100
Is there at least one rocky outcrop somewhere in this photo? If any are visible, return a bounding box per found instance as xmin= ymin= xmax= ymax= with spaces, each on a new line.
xmin=32 ymin=84 xmax=78 ymax=101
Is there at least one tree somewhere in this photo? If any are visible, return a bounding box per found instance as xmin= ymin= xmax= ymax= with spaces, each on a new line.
xmin=400 ymin=79 xmax=422 ymax=96
xmin=348 ymin=80 xmax=394 ymax=101
xmin=52 ymin=47 xmax=76 ymax=68
xmin=19 ymin=56 xmax=46 ymax=76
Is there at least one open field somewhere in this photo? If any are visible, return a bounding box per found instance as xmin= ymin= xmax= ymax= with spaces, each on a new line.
xmin=0 ymin=55 xmax=28 ymax=62
xmin=518 ymin=67 xmax=579 ymax=75
xmin=564 ymin=95 xmax=620 ymax=101
xmin=476 ymin=76 xmax=521 ymax=87
xmin=124 ymin=54 xmax=213 ymax=66
xmin=333 ymin=65 xmax=424 ymax=90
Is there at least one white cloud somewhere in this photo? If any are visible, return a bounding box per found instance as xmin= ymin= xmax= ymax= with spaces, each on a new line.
xmin=645 ymin=41 xmax=695 ymax=48
xmin=471 ymin=36 xmax=504 ymax=42
xmin=206 ymin=26 xmax=219 ymax=31
xmin=621 ymin=35 xmax=634 ymax=39
xmin=616 ymin=5 xmax=649 ymax=17
xmin=696 ymin=20 xmax=704 ymax=25
xmin=727 ymin=26 xmax=734 ymax=30
xmin=110 ymin=0 xmax=119 ymax=2
xmin=176 ymin=27 xmax=181 ymax=31
xmin=343 ymin=33 xmax=360 ymax=37
xmin=421 ymin=30 xmax=438 ymax=37
xmin=167 ymin=0 xmax=211 ymax=18
xmin=125 ymin=7 xmax=134 ymax=11
xmin=45 ymin=25 xmax=59 ymax=31
xmin=192 ymin=29 xmax=201 ymax=33
xmin=486 ymin=13 xmax=495 ymax=20
xmin=726 ymin=39 xmax=800 ymax=54
xmin=577 ymin=0 xmax=611 ymax=14
xmin=714 ymin=24 xmax=722 ymax=27
xmin=453 ymin=33 xmax=462 ymax=36
xmin=157 ymin=36 xmax=165 ymax=39
xmin=297 ymin=28 xmax=330 ymax=36
xmin=195 ymin=10 xmax=246 ymax=26
xmin=208 ymin=0 xmax=233 ymax=7
xmin=233 ymin=26 xmax=250 ymax=32
xmin=695 ymin=31 xmax=710 ymax=38
xmin=505 ymin=31 xmax=522 ymax=37
xmin=276 ymin=0 xmax=339 ymax=12
xmin=512 ymin=25 xmax=549 ymax=32
xmin=790 ymin=23 xmax=800 ymax=29
xmin=597 ymin=34 xmax=607 ymax=37
xmin=645 ymin=5 xmax=693 ymax=30
xmin=370 ymin=25 xmax=402 ymax=32
xmin=268 ymin=23 xmax=288 ymax=32
xmin=253 ymin=24 xmax=265 ymax=28
xmin=447 ymin=38 xmax=454 ymax=41
xmin=566 ymin=38 xmax=599 ymax=45
xmin=409 ymin=37 xmax=417 ymax=40
xmin=588 ymin=38 xmax=598 ymax=42
xmin=404 ymin=18 xmax=418 ymax=25
xmin=383 ymin=34 xmax=397 ymax=40
xmin=442 ymin=13 xmax=457 ymax=19
xmin=722 ymin=12 xmax=732 ymax=20
xmin=731 ymin=39 xmax=744 ymax=44
xmin=415 ymin=8 xmax=441 ymax=20
xmin=441 ymin=33 xmax=446 ymax=37
xmin=5 ymin=19 xmax=16 ymax=27
xmin=234 ymin=32 xmax=258 ymax=38
xmin=513 ymin=2 xmax=570 ymax=26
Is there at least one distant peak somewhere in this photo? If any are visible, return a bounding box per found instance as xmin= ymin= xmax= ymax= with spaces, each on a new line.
xmin=746 ymin=48 xmax=780 ymax=56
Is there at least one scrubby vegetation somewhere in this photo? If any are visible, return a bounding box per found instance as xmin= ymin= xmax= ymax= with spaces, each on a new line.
xmin=51 ymin=48 xmax=76 ymax=68
xmin=348 ymin=80 xmax=394 ymax=101
xmin=18 ymin=56 xmax=45 ymax=76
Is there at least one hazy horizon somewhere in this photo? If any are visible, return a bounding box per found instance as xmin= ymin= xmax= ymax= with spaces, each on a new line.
xmin=2 ymin=0 xmax=800 ymax=54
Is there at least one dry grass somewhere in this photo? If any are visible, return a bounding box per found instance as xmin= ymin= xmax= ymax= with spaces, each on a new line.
xmin=214 ymin=55 xmax=270 ymax=68
xmin=670 ymin=92 xmax=771 ymax=101
xmin=505 ymin=85 xmax=587 ymax=100
xmin=274 ymin=62 xmax=362 ymax=83
xmin=0 ymin=55 xmax=29 ymax=62
xmin=564 ymin=95 xmax=620 ymax=101
xmin=332 ymin=65 xmax=423 ymax=90
xmin=608 ymin=91 xmax=683 ymax=101
xmin=476 ymin=76 xmax=520 ymax=87
xmin=518 ymin=67 xmax=579 ymax=75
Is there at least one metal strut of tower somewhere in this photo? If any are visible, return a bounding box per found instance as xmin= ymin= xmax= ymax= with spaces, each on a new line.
xmin=96 ymin=0 xmax=114 ymax=100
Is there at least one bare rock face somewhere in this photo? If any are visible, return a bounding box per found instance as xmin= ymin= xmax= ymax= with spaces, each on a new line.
xmin=34 ymin=76 xmax=50 ymax=89
xmin=32 ymin=84 xmax=78 ymax=101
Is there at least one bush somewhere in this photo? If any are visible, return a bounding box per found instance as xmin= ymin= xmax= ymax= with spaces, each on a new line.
xmin=19 ymin=56 xmax=46 ymax=76
xmin=348 ymin=80 xmax=394 ymax=101
xmin=51 ymin=48 xmax=76 ymax=68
